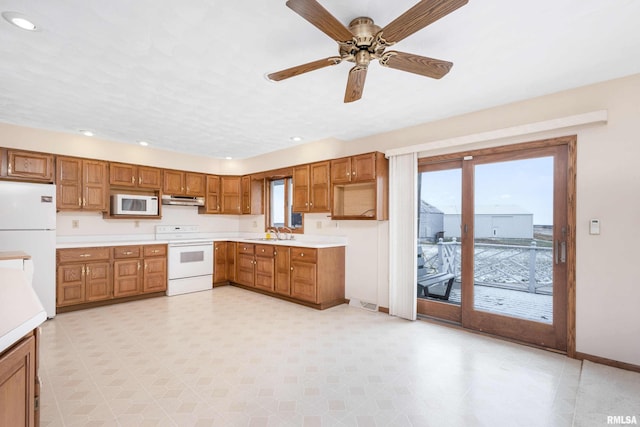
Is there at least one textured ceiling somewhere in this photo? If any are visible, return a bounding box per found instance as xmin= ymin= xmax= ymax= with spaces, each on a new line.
xmin=0 ymin=0 xmax=639 ymax=159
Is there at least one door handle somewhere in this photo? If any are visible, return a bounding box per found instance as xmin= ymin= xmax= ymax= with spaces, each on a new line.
xmin=556 ymin=226 xmax=567 ymax=264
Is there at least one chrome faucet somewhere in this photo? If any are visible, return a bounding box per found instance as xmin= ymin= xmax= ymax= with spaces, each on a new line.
xmin=267 ymin=227 xmax=281 ymax=240
xmin=278 ymin=226 xmax=294 ymax=240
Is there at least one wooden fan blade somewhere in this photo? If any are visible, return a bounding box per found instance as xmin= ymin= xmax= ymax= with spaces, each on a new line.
xmin=344 ymin=66 xmax=368 ymax=103
xmin=379 ymin=0 xmax=468 ymax=44
xmin=286 ymin=0 xmax=354 ymax=43
xmin=380 ymin=51 xmax=452 ymax=79
xmin=268 ymin=57 xmax=342 ymax=82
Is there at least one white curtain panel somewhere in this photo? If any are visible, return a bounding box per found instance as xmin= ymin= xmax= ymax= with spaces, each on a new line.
xmin=388 ymin=152 xmax=418 ymax=320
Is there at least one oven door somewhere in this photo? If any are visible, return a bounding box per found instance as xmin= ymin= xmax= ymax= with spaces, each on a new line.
xmin=168 ymin=243 xmax=213 ymax=280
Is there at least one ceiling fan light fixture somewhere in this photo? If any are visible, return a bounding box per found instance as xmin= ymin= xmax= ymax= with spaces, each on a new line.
xmin=2 ymin=12 xmax=38 ymax=31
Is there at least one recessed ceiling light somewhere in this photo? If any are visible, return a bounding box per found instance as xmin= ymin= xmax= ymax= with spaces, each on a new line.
xmin=80 ymin=130 xmax=94 ymax=137
xmin=2 ymin=12 xmax=38 ymax=31
xmin=225 ymin=156 xmax=233 ymax=160
xmin=138 ymin=141 xmax=149 ymax=147
xmin=290 ymin=136 xmax=303 ymax=142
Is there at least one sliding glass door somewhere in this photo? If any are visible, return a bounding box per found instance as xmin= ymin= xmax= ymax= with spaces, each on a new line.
xmin=417 ymin=138 xmax=573 ymax=351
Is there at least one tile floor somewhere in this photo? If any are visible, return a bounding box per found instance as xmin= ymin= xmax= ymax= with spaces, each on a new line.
xmin=38 ymin=286 xmax=639 ymax=426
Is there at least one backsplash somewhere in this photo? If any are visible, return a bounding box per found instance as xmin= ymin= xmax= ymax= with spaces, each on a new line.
xmin=56 ymin=205 xmax=241 ymax=237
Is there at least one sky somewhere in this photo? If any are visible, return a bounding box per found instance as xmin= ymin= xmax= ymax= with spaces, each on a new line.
xmin=420 ymin=156 xmax=554 ymax=225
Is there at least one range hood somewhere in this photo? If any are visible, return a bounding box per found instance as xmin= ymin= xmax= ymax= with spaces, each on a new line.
xmin=161 ymin=194 xmax=205 ymax=206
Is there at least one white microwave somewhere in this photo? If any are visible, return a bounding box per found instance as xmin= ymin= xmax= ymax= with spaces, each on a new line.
xmin=111 ymin=194 xmax=159 ymax=216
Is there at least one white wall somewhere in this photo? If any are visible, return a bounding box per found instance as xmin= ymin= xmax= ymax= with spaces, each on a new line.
xmin=2 ymin=73 xmax=640 ymax=366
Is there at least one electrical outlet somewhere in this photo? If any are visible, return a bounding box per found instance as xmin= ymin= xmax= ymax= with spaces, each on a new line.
xmin=134 ymin=220 xmax=140 ymax=228
xmin=72 ymin=220 xmax=79 ymax=229
xmin=316 ymin=221 xmax=322 ymax=229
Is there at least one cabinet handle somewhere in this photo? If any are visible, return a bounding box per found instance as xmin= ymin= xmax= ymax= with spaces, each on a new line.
xmin=78 ymin=197 xmax=82 ymax=207
xmin=352 ymin=171 xmax=356 ymax=176
xmin=123 ymin=251 xmax=133 ymax=255
xmin=82 ymin=266 xmax=86 ymax=276
xmin=310 ymin=202 xmax=313 ymax=207
xmin=138 ymin=176 xmax=142 ymax=185
xmin=144 ymin=261 xmax=148 ymax=270
xmin=215 ymin=247 xmax=218 ymax=251
xmin=83 ymin=197 xmax=87 ymax=207
xmin=7 ymin=163 xmax=11 ymax=174
xmin=131 ymin=176 xmax=135 ymax=184
xmin=152 ymin=249 xmax=160 ymax=253
xmin=300 ymin=253 xmax=304 ymax=257
xmin=261 ymin=249 xmax=265 ymax=253
xmin=290 ymin=267 xmax=294 ymax=271
xmin=138 ymin=261 xmax=141 ymax=270
xmin=86 ymin=266 xmax=90 ymax=275
xmin=80 ymin=253 xmax=91 ymax=258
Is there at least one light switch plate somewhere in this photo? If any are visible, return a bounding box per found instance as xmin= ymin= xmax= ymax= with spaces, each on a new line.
xmin=589 ymin=219 xmax=600 ymax=235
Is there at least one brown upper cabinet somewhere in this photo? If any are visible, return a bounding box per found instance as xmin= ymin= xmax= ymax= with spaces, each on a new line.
xmin=1 ymin=148 xmax=54 ymax=182
xmin=331 ymin=152 xmax=388 ymax=220
xmin=200 ymin=175 xmax=221 ymax=214
xmin=56 ymin=156 xmax=108 ymax=211
xmin=331 ymin=152 xmax=377 ymax=183
xmin=292 ymin=161 xmax=330 ymax=213
xmin=241 ymin=175 xmax=264 ymax=215
xmin=163 ymin=170 xmax=205 ymax=196
xmin=220 ymin=176 xmax=241 ymax=214
xmin=109 ymin=162 xmax=162 ymax=190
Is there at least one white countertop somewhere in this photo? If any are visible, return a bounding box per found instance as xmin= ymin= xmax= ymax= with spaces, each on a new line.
xmin=0 ymin=268 xmax=47 ymax=354
xmin=57 ymin=233 xmax=347 ymax=249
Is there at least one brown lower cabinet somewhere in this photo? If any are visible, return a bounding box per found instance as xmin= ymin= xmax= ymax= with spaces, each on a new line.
xmin=57 ymin=244 xmax=167 ymax=311
xmin=231 ymin=242 xmax=345 ymax=310
xmin=0 ymin=330 xmax=38 ymax=427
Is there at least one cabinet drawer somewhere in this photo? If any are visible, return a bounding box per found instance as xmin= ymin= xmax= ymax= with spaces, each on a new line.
xmin=113 ymin=246 xmax=141 ymax=259
xmin=290 ymin=247 xmax=317 ymax=263
xmin=143 ymin=244 xmax=166 ymax=257
xmin=255 ymin=244 xmax=276 ymax=257
xmin=57 ymin=247 xmax=110 ymax=263
xmin=237 ymin=244 xmax=255 ymax=255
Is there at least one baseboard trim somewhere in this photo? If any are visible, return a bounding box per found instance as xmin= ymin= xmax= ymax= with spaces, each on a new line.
xmin=575 ymin=352 xmax=640 ymax=373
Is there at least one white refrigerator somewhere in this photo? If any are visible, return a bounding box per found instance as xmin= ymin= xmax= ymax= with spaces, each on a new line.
xmin=0 ymin=181 xmax=57 ymax=318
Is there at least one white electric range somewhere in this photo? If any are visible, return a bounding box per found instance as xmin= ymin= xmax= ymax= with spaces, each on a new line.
xmin=155 ymin=225 xmax=214 ymax=296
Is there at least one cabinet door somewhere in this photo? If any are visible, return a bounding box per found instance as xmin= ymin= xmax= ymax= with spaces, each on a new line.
xmin=56 ymin=264 xmax=85 ymax=306
xmin=163 ymin=170 xmax=184 ymax=194
xmin=290 ymin=260 xmax=317 ymax=303
xmin=254 ymin=245 xmax=276 ymax=291
xmin=274 ymin=247 xmax=291 ymax=296
xmin=56 ymin=156 xmax=82 ymax=210
xmin=310 ymin=161 xmax=330 ymax=212
xmin=109 ymin=163 xmax=136 ymax=187
xmin=205 ymin=175 xmax=221 ymax=214
xmin=85 ymin=262 xmax=111 ymax=302
xmin=213 ymin=241 xmax=227 ymax=283
xmin=220 ymin=176 xmax=241 ymax=214
xmin=143 ymin=258 xmax=167 ymax=293
xmin=185 ymin=172 xmax=205 ymax=196
xmin=290 ymin=248 xmax=318 ymax=303
xmin=227 ymin=242 xmax=236 ymax=282
xmin=292 ymin=165 xmax=310 ymax=212
xmin=113 ymin=259 xmax=142 ymax=297
xmin=0 ymin=333 xmax=35 ymax=427
xmin=137 ymin=166 xmax=162 ymax=189
xmin=241 ymin=175 xmax=251 ymax=214
xmin=352 ymin=153 xmax=377 ymax=182
xmin=7 ymin=149 xmax=54 ymax=182
xmin=83 ymin=160 xmax=108 ymax=211
xmin=236 ymin=253 xmax=255 ymax=287
xmin=330 ymin=157 xmax=352 ymax=184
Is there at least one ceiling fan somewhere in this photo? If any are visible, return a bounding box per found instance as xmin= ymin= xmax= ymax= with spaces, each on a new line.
xmin=267 ymin=0 xmax=469 ymax=103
